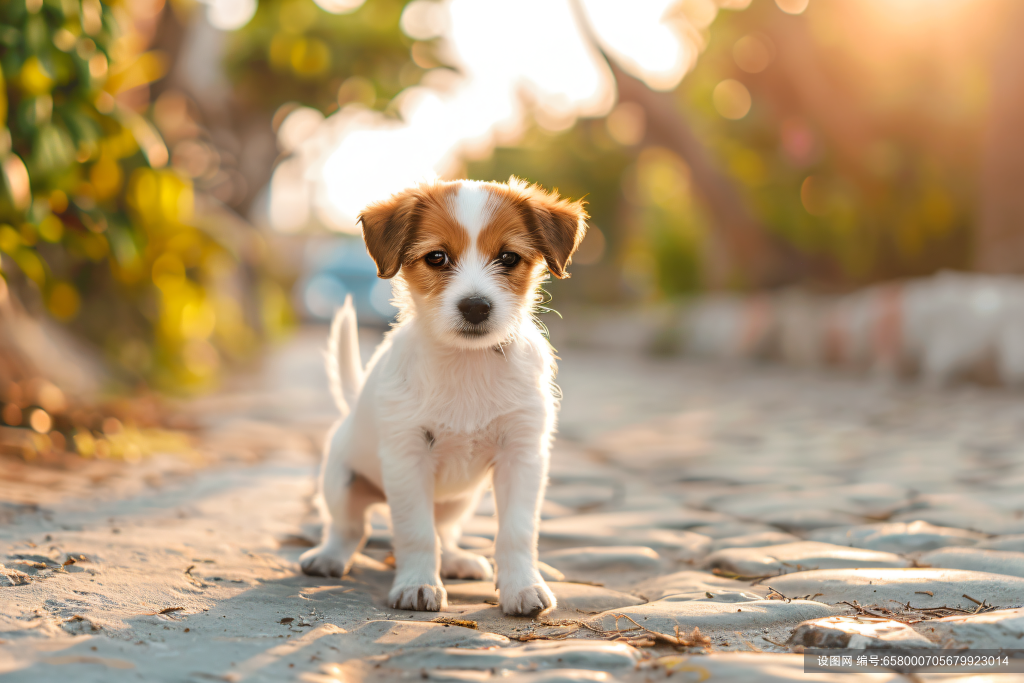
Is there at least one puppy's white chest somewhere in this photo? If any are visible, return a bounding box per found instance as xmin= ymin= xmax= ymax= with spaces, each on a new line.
xmin=416 ymin=350 xmax=537 ymax=434
xmin=429 ymin=429 xmax=496 ymax=498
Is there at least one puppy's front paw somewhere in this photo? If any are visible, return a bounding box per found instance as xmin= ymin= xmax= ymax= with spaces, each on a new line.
xmin=299 ymin=539 xmax=357 ymax=578
xmin=388 ymin=580 xmax=448 ymax=611
xmin=441 ymin=549 xmax=494 ymax=581
xmin=499 ymin=579 xmax=555 ymax=616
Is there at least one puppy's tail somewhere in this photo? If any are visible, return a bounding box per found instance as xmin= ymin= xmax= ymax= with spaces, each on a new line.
xmin=326 ymin=295 xmax=364 ymax=417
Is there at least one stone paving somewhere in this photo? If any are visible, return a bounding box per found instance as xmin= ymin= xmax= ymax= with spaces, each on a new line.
xmin=2 ymin=327 xmax=1024 ymax=682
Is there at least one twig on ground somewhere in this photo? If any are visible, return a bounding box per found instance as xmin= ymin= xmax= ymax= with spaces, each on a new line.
xmin=623 ymin=636 xmax=658 ymax=647
xmin=608 ymin=614 xmax=711 ymax=649
xmin=540 ymin=616 xmax=710 ymax=650
xmin=838 ymin=597 xmax=1004 ymax=625
xmin=431 ymin=617 xmax=477 ymax=629
xmin=152 ymin=606 xmax=184 ymax=615
xmin=734 ymin=631 xmax=762 ymax=652
xmin=766 ymin=587 xmax=791 ymax=603
xmin=183 ymin=564 xmax=207 ymax=588
xmin=510 ymin=631 xmax=573 ymax=641
xmin=838 ymin=601 xmax=902 ymax=621
xmin=711 ymin=568 xmax=773 ymax=582
xmin=910 ymin=605 xmax=976 ymax=615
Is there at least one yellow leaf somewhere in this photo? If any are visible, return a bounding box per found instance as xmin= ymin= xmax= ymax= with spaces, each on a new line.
xmin=39 ymin=215 xmax=63 ymax=242
xmin=90 ymin=154 xmax=123 ymax=199
xmin=0 ymin=225 xmax=19 ymax=253
xmin=0 ymin=68 xmax=7 ymax=122
xmin=1 ymin=154 xmax=31 ymax=210
xmin=19 ymin=56 xmax=54 ymax=96
xmin=291 ymin=38 xmax=331 ymax=78
xmin=14 ymin=248 xmax=46 ymax=284
xmin=105 ymin=51 xmax=169 ymax=95
xmin=48 ymin=282 xmax=81 ymax=321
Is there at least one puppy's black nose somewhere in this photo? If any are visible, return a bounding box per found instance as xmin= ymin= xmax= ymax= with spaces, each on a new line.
xmin=458 ymin=296 xmax=491 ymax=324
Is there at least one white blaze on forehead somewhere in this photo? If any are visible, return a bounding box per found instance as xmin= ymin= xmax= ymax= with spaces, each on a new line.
xmin=452 ymin=182 xmax=495 ymax=239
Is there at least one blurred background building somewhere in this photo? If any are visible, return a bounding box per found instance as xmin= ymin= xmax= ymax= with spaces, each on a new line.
xmin=3 ymin=0 xmax=1024 ymax=407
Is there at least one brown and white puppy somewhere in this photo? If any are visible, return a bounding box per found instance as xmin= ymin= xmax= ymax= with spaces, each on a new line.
xmin=300 ymin=178 xmax=587 ymax=615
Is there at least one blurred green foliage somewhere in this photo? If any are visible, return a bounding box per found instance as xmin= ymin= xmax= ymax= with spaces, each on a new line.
xmin=468 ymin=121 xmax=631 ymax=301
xmin=222 ymin=0 xmax=715 ymax=302
xmin=3 ymin=0 xmax=991 ymax=383
xmin=679 ymin=0 xmax=977 ymax=286
xmin=469 ymin=124 xmax=707 ymax=302
xmin=226 ymin=0 xmax=423 ymax=115
xmin=472 ymin=0 xmax=983 ymax=300
xmin=0 ymin=0 xmax=281 ymax=390
xmin=480 ymin=1 xmax=985 ymax=298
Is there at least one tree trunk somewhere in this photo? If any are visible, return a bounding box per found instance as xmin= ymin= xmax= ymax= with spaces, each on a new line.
xmin=611 ymin=62 xmax=797 ymax=288
xmin=976 ymin=0 xmax=1024 ymax=273
xmin=568 ymin=0 xmax=798 ymax=289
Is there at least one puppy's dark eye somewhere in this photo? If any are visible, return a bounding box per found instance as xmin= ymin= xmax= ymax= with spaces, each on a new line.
xmin=498 ymin=252 xmax=519 ymax=267
xmin=425 ymin=251 xmax=448 ymax=267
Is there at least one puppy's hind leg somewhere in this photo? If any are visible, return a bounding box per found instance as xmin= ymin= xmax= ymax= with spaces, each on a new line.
xmin=300 ymin=470 xmax=382 ymax=577
xmin=301 ymin=425 xmax=384 ymax=577
xmin=436 ymin=490 xmax=493 ymax=581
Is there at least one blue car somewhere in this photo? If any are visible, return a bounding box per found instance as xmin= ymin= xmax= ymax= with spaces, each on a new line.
xmin=297 ymin=236 xmax=397 ymax=326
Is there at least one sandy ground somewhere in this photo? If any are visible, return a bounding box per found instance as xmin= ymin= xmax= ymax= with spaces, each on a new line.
xmin=3 ymin=325 xmax=1024 ymax=682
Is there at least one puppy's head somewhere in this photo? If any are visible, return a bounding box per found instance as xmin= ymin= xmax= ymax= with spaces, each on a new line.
xmin=359 ymin=178 xmax=588 ymax=349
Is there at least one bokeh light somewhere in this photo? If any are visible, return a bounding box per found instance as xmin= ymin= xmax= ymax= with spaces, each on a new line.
xmin=400 ymin=1 xmax=448 ymax=40
xmin=733 ymin=35 xmax=773 ymax=74
xmin=266 ymin=0 xmax=718 ymax=233
xmin=3 ymin=0 xmax=1023 ymax=422
xmin=712 ymin=79 xmax=752 ymax=120
xmin=800 ymin=176 xmax=828 ymax=217
xmin=775 ymin=0 xmax=809 ymax=15
xmin=202 ymin=0 xmax=258 ymax=30
xmin=312 ymin=0 xmax=366 ymax=13
xmin=29 ymin=409 xmax=52 ymax=434
xmin=606 ymin=102 xmax=647 ymax=146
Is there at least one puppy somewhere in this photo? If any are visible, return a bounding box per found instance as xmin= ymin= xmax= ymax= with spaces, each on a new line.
xmin=300 ymin=178 xmax=588 ymax=615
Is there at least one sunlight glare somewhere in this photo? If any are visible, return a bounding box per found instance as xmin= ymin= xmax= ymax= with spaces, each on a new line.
xmin=775 ymin=0 xmax=809 ymax=15
xmin=733 ymin=34 xmax=773 ymax=73
xmin=268 ymin=0 xmax=714 ymax=232
xmin=312 ymin=0 xmax=365 ymax=14
xmin=450 ymin=0 xmax=608 ymax=114
xmin=277 ymin=107 xmax=324 ymax=154
xmin=202 ymin=0 xmax=256 ymax=30
xmin=401 ymin=0 xmax=448 ymax=40
xmin=585 ymin=0 xmax=693 ymax=91
xmin=712 ymin=79 xmax=751 ymax=120
xmin=606 ymin=102 xmax=646 ymax=146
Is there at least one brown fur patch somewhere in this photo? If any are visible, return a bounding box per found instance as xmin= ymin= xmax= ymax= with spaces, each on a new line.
xmin=477 ymin=189 xmax=548 ymax=298
xmin=400 ymin=183 xmax=464 ymax=298
xmin=359 ymin=191 xmax=419 ymax=279
xmin=358 ymin=182 xmax=461 ymax=285
xmin=505 ymin=178 xmax=588 ymax=279
xmin=358 ymin=178 xmax=587 ymax=304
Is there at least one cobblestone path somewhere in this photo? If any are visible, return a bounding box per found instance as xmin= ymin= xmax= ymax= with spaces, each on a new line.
xmin=3 ymin=329 xmax=1023 ymax=682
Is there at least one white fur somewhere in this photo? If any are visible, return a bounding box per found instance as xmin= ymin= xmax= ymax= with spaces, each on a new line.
xmin=450 ymin=182 xmax=495 ymax=238
xmin=325 ymin=294 xmax=363 ymax=414
xmin=301 ymin=184 xmax=558 ymax=616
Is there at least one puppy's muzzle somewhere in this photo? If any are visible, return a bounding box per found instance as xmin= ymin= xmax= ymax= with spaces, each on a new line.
xmin=458 ymin=296 xmax=491 ymax=325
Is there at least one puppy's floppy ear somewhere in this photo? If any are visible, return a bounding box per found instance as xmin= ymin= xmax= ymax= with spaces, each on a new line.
xmin=511 ymin=176 xmax=588 ymax=279
xmin=358 ymin=190 xmax=419 ymax=279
